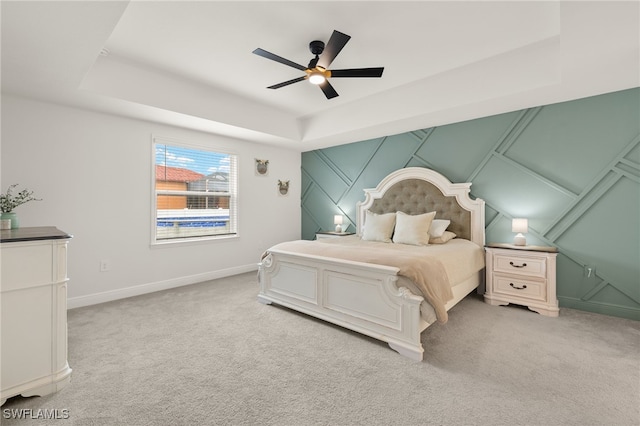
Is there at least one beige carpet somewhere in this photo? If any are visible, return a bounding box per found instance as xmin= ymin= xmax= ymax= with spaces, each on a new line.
xmin=3 ymin=272 xmax=639 ymax=425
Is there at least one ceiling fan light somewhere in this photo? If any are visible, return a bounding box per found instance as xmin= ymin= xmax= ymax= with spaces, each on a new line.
xmin=309 ymin=71 xmax=326 ymax=85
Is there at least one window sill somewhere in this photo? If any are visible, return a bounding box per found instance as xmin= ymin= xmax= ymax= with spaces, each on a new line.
xmin=150 ymin=233 xmax=238 ymax=248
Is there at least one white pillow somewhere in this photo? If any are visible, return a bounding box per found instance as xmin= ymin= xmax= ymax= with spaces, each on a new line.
xmin=429 ymin=219 xmax=451 ymax=238
xmin=392 ymin=211 xmax=436 ymax=246
xmin=429 ymin=231 xmax=456 ymax=244
xmin=362 ymin=211 xmax=396 ymax=242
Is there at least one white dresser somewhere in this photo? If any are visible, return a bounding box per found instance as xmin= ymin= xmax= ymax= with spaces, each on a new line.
xmin=484 ymin=243 xmax=559 ymax=317
xmin=1 ymin=227 xmax=72 ymax=405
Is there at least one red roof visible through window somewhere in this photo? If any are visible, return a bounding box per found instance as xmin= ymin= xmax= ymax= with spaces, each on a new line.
xmin=156 ymin=165 xmax=204 ymax=183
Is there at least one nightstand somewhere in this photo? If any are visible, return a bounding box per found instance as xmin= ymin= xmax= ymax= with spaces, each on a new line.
xmin=315 ymin=231 xmax=355 ymax=240
xmin=484 ymin=243 xmax=559 ymax=317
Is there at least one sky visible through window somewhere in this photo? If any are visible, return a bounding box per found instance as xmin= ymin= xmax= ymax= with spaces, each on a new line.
xmin=155 ymin=144 xmax=230 ymax=176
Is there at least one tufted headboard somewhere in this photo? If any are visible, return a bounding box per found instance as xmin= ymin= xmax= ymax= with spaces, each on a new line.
xmin=356 ymin=168 xmax=485 ymax=247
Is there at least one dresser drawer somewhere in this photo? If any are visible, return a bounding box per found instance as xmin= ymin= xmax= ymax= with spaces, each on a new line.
xmin=1 ymin=242 xmax=54 ymax=291
xmin=493 ymin=253 xmax=546 ymax=278
xmin=493 ymin=274 xmax=546 ymax=302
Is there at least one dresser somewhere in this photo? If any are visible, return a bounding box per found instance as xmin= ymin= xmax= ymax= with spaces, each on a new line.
xmin=1 ymin=227 xmax=72 ymax=405
xmin=484 ymin=243 xmax=559 ymax=317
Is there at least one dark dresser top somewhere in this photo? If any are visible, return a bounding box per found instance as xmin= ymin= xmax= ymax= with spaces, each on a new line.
xmin=0 ymin=226 xmax=72 ymax=243
xmin=485 ymin=242 xmax=558 ymax=253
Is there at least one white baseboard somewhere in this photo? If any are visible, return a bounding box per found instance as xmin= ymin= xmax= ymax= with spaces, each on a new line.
xmin=67 ymin=264 xmax=258 ymax=309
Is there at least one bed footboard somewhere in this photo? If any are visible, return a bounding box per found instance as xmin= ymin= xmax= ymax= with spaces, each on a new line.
xmin=258 ymin=249 xmax=427 ymax=361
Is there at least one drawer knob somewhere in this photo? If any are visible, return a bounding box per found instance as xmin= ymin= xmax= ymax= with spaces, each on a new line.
xmin=510 ymin=283 xmax=527 ymax=290
xmin=509 ymin=261 xmax=527 ymax=268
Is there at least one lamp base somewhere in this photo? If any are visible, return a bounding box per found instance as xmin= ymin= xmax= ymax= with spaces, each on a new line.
xmin=513 ymin=233 xmax=526 ymax=246
xmin=335 ymin=225 xmax=342 ymax=233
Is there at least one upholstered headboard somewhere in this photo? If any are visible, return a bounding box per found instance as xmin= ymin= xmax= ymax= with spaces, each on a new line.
xmin=356 ymin=168 xmax=485 ymax=247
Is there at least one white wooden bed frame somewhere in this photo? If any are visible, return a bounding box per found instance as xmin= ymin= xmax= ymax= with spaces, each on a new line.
xmin=258 ymin=167 xmax=485 ymax=361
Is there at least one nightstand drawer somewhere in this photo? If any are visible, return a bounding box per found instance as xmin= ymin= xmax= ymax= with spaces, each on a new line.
xmin=493 ymin=254 xmax=546 ymax=278
xmin=493 ymin=275 xmax=546 ymax=302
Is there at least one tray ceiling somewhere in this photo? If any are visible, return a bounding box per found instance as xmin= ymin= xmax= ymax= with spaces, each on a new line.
xmin=2 ymin=1 xmax=638 ymax=151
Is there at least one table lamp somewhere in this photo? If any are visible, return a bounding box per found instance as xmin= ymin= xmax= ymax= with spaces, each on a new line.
xmin=512 ymin=218 xmax=528 ymax=246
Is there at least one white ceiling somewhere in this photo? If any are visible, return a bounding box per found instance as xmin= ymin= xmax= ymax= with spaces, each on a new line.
xmin=2 ymin=1 xmax=638 ymax=151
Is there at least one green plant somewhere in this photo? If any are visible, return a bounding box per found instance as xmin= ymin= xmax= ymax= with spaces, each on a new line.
xmin=0 ymin=184 xmax=41 ymax=213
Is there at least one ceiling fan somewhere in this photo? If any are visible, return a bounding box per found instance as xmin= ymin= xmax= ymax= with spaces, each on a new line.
xmin=252 ymin=30 xmax=384 ymax=100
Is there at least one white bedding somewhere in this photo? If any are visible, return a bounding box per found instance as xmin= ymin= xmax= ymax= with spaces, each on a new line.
xmin=316 ymin=235 xmax=483 ymax=280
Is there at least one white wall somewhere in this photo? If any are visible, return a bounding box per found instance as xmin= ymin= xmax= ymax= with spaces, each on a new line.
xmin=1 ymin=95 xmax=301 ymax=307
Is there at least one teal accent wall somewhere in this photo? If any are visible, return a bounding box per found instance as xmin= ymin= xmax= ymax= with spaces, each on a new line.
xmin=301 ymin=88 xmax=640 ymax=321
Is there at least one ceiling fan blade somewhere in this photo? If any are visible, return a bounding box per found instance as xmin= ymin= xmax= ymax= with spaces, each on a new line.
xmin=252 ymin=48 xmax=307 ymax=71
xmin=267 ymin=76 xmax=307 ymax=89
xmin=330 ymin=67 xmax=384 ymax=78
xmin=317 ymin=30 xmax=351 ymax=69
xmin=319 ymin=80 xmax=339 ymax=99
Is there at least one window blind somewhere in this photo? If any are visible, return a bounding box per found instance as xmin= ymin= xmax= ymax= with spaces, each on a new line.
xmin=153 ymin=137 xmax=238 ymax=243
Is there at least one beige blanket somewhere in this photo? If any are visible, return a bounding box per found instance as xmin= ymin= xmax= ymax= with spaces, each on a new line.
xmin=265 ymin=236 xmax=484 ymax=323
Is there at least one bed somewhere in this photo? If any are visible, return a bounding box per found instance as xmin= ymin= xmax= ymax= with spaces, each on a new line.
xmin=258 ymin=167 xmax=485 ymax=361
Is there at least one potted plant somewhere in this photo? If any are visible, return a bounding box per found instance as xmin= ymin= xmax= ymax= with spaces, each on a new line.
xmin=0 ymin=184 xmax=41 ymax=229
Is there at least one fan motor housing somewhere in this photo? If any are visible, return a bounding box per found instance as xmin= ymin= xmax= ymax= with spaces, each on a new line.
xmin=309 ymin=40 xmax=325 ymax=55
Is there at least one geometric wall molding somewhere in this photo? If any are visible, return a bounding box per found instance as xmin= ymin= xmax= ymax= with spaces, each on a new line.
xmin=302 ymin=88 xmax=640 ymax=320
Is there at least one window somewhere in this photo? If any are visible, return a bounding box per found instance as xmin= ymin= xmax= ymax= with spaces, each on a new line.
xmin=152 ymin=137 xmax=238 ymax=244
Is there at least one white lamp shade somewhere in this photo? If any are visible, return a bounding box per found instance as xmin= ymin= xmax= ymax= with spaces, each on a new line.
xmin=334 ymin=215 xmax=343 ymax=225
xmin=512 ymin=218 xmax=528 ymax=233
xmin=512 ymin=218 xmax=528 ymax=246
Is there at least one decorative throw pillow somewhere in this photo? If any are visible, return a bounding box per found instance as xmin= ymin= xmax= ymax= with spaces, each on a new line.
xmin=429 ymin=219 xmax=451 ymax=238
xmin=361 ymin=211 xmax=396 ymax=243
xmin=429 ymin=231 xmax=457 ymax=244
xmin=392 ymin=211 xmax=436 ymax=246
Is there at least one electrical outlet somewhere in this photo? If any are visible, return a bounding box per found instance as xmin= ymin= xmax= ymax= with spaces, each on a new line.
xmin=100 ymin=259 xmax=111 ymax=272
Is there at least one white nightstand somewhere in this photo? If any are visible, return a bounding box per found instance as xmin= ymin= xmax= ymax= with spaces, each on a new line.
xmin=484 ymin=243 xmax=559 ymax=317
xmin=315 ymin=231 xmax=355 ymax=240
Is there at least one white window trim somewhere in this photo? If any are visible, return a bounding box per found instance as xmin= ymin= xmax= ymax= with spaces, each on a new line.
xmin=150 ymin=135 xmax=239 ymax=246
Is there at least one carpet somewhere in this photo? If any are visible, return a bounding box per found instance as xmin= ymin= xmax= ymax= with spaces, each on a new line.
xmin=2 ymin=272 xmax=639 ymax=425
